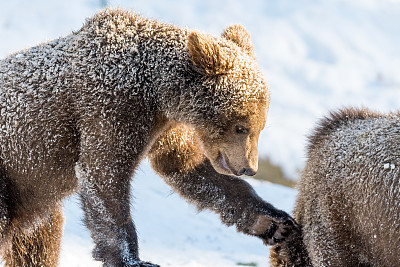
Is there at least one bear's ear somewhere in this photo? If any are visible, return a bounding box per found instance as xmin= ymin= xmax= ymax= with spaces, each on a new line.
xmin=222 ymin=24 xmax=255 ymax=59
xmin=187 ymin=31 xmax=234 ymax=75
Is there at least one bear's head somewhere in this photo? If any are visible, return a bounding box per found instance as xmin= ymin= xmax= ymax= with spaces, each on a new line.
xmin=185 ymin=25 xmax=269 ymax=177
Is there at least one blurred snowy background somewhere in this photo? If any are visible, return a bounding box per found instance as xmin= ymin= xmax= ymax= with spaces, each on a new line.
xmin=0 ymin=0 xmax=399 ymax=266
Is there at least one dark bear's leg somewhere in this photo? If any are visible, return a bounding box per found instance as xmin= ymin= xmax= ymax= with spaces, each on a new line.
xmin=76 ymin=123 xmax=159 ymax=267
xmin=149 ymin=125 xmax=296 ymax=245
xmin=299 ymin=190 xmax=362 ymax=267
xmin=304 ymin=220 xmax=360 ymax=266
xmin=2 ymin=205 xmax=63 ymax=267
xmin=0 ymin=163 xmax=11 ymax=246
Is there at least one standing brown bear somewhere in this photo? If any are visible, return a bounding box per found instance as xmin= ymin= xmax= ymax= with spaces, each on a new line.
xmin=0 ymin=8 xmax=295 ymax=267
xmin=270 ymin=108 xmax=400 ymax=267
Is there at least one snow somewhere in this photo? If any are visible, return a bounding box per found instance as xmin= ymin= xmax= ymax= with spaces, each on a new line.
xmin=384 ymin=163 xmax=390 ymax=169
xmin=384 ymin=163 xmax=396 ymax=170
xmin=0 ymin=0 xmax=399 ymax=266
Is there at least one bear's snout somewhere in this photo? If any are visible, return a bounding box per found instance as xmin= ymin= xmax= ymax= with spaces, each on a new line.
xmin=238 ymin=167 xmax=257 ymax=176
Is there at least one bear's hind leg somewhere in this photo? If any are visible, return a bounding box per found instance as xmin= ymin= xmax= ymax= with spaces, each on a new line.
xmin=2 ymin=205 xmax=63 ymax=267
xmin=0 ymin=166 xmax=11 ymax=245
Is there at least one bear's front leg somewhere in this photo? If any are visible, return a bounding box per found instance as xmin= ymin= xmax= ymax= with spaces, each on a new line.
xmin=76 ymin=126 xmax=159 ymax=267
xmin=149 ymin=125 xmax=296 ymax=246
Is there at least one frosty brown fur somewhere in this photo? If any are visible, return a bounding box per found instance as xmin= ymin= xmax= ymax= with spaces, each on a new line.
xmin=270 ymin=107 xmax=400 ymax=267
xmin=0 ymin=8 xmax=295 ymax=267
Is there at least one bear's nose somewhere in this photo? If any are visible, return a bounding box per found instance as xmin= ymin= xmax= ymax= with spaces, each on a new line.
xmin=238 ymin=168 xmax=257 ymax=176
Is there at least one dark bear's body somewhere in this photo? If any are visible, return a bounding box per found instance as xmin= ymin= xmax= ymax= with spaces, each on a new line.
xmin=0 ymin=9 xmax=294 ymax=266
xmin=270 ymin=108 xmax=400 ymax=267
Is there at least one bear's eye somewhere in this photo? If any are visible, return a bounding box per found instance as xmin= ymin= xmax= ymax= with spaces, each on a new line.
xmin=235 ymin=126 xmax=249 ymax=134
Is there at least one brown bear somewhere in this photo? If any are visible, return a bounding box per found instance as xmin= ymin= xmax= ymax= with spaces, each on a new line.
xmin=270 ymin=108 xmax=400 ymax=267
xmin=0 ymin=8 xmax=295 ymax=267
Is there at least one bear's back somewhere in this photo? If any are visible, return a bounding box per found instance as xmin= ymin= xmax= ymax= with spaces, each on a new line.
xmin=297 ymin=108 xmax=400 ymax=266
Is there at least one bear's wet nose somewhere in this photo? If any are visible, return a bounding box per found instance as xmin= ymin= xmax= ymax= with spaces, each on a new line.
xmin=239 ymin=168 xmax=257 ymax=176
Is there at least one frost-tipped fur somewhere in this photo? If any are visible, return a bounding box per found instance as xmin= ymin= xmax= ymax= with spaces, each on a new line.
xmin=0 ymin=8 xmax=295 ymax=266
xmin=270 ymin=107 xmax=400 ymax=267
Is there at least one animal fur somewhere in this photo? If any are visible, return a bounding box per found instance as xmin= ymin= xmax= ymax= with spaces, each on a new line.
xmin=0 ymin=8 xmax=295 ymax=266
xmin=270 ymin=107 xmax=400 ymax=267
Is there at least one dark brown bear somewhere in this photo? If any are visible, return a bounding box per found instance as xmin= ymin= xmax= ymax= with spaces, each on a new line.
xmin=270 ymin=108 xmax=400 ymax=267
xmin=0 ymin=8 xmax=294 ymax=266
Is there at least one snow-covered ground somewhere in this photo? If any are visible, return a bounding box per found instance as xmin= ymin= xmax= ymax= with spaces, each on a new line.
xmin=0 ymin=0 xmax=399 ymax=266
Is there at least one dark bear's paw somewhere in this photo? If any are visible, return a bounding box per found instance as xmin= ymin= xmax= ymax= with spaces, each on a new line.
xmin=249 ymin=209 xmax=297 ymax=246
xmin=126 ymin=261 xmax=160 ymax=267
xmin=103 ymin=260 xmax=160 ymax=267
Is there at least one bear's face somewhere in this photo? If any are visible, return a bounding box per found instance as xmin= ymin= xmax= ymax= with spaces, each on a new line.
xmin=196 ymin=105 xmax=267 ymax=176
xmin=187 ymin=25 xmax=269 ymax=176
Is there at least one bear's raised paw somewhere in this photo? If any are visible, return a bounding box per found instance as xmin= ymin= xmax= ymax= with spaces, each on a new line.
xmin=250 ymin=210 xmax=297 ymax=246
